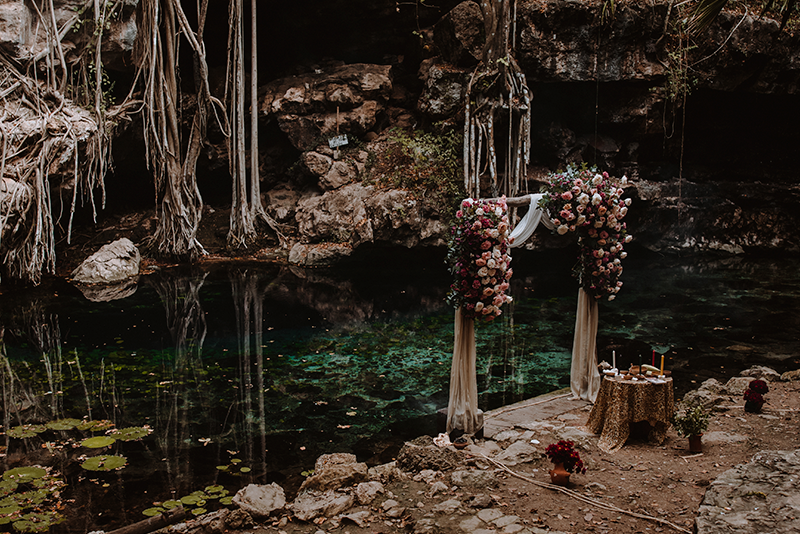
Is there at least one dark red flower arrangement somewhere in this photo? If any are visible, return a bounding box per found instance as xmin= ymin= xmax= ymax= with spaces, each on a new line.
xmin=545 ymin=440 xmax=586 ymax=474
xmin=743 ymin=379 xmax=769 ymax=413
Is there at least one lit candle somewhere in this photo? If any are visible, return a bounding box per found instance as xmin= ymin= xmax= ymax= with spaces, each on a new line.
xmin=660 ymin=354 xmax=665 ymax=376
xmin=612 ymin=350 xmax=616 ymax=369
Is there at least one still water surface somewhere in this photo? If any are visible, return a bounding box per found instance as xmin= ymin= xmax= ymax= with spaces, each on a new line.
xmin=0 ymin=247 xmax=798 ymax=531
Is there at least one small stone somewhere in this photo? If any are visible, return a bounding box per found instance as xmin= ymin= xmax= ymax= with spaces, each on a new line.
xmin=477 ymin=508 xmax=504 ymax=523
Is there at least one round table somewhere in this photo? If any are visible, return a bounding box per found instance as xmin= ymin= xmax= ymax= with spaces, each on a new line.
xmin=586 ymin=375 xmax=674 ymax=453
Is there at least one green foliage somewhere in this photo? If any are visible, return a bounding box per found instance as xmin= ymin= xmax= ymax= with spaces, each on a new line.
xmin=80 ymin=436 xmax=116 ymax=449
xmin=0 ymin=467 xmax=64 ymax=532
xmin=372 ymin=127 xmax=463 ymax=213
xmin=671 ymin=404 xmax=710 ymax=437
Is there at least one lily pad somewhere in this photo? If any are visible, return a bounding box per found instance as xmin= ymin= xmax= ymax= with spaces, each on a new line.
xmin=215 ymin=465 xmax=229 ymax=471
xmin=161 ymin=500 xmax=181 ymax=510
xmin=76 ymin=420 xmax=115 ymax=432
xmin=45 ymin=419 xmax=81 ymax=431
xmin=7 ymin=425 xmax=47 ymax=439
xmin=219 ymin=496 xmax=233 ymax=506
xmin=81 ymin=455 xmax=127 ymax=472
xmin=205 ymin=485 xmax=224 ymax=494
xmin=11 ymin=511 xmax=62 ymax=533
xmin=239 ymin=467 xmax=251 ymax=473
xmin=3 ymin=467 xmax=47 ymax=484
xmin=0 ymin=480 xmax=18 ymax=496
xmin=80 ymin=436 xmax=116 ymax=449
xmin=191 ymin=508 xmax=206 ymax=516
xmin=142 ymin=507 xmax=165 ymax=517
xmin=112 ymin=427 xmax=150 ymax=441
xmin=179 ymin=495 xmax=201 ymax=506
xmin=0 ymin=503 xmax=20 ymax=515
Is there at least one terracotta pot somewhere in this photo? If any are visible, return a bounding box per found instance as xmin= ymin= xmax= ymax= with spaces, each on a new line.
xmin=688 ymin=434 xmax=703 ymax=453
xmin=549 ymin=463 xmax=571 ymax=486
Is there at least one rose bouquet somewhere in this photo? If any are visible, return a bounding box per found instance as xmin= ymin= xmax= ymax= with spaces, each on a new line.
xmin=538 ymin=164 xmax=632 ymax=301
xmin=545 ymin=440 xmax=586 ymax=474
xmin=446 ymin=197 xmax=513 ymax=321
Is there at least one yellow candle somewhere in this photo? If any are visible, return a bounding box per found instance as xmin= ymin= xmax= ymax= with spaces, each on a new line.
xmin=660 ymin=355 xmax=665 ymax=376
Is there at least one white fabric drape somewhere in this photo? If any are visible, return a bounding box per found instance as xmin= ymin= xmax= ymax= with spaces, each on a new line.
xmin=509 ymin=193 xmax=554 ymax=248
xmin=571 ymin=288 xmax=601 ymax=402
xmin=446 ymin=307 xmax=480 ymax=433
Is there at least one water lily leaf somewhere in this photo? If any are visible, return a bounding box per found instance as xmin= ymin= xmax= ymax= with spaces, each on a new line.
xmin=190 ymin=490 xmax=207 ymax=498
xmin=112 ymin=427 xmax=149 ymax=441
xmin=12 ymin=511 xmax=62 ymax=533
xmin=230 ymin=458 xmax=241 ymax=464
xmin=204 ymin=485 xmax=224 ymax=494
xmin=45 ymin=419 xmax=81 ymax=431
xmin=142 ymin=507 xmax=165 ymax=517
xmin=0 ymin=503 xmax=20 ymax=515
xmin=3 ymin=467 xmax=47 ymax=484
xmin=179 ymin=495 xmax=200 ymax=505
xmin=0 ymin=515 xmax=13 ymax=525
xmin=219 ymin=496 xmax=233 ymax=506
xmin=7 ymin=425 xmax=47 ymax=439
xmin=161 ymin=500 xmax=181 ymax=510
xmin=215 ymin=466 xmax=228 ymax=471
xmin=76 ymin=420 xmax=115 ymax=432
xmin=80 ymin=436 xmax=116 ymax=449
xmin=13 ymin=490 xmax=46 ymax=506
xmin=81 ymin=455 xmax=127 ymax=472
xmin=239 ymin=467 xmax=251 ymax=473
xmin=191 ymin=508 xmax=206 ymax=516
xmin=0 ymin=480 xmax=18 ymax=496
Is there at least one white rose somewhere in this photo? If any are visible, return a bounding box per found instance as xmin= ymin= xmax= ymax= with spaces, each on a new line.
xmin=593 ymin=174 xmax=603 ymax=185
xmin=620 ymin=207 xmax=628 ymax=217
xmin=478 ymin=266 xmax=489 ymax=277
xmin=620 ymin=252 xmax=628 ymax=259
xmin=577 ymin=215 xmax=586 ymax=225
xmin=495 ymin=207 xmax=503 ymax=217
xmin=474 ymin=302 xmax=484 ymax=312
xmin=476 ymin=208 xmax=484 ymax=216
xmin=592 ymin=193 xmax=602 ymax=206
xmin=488 ymin=228 xmax=499 ymax=238
xmin=578 ymin=193 xmax=590 ymax=205
xmin=621 ymin=175 xmax=628 ymax=184
xmin=487 ymin=259 xmax=497 ymax=269
xmin=492 ymin=249 xmax=502 ymax=259
xmin=557 ymin=225 xmax=569 ymax=235
xmin=594 ymin=220 xmax=603 ymax=228
xmin=625 ymin=198 xmax=632 ymax=206
xmin=625 ymin=235 xmax=633 ymax=243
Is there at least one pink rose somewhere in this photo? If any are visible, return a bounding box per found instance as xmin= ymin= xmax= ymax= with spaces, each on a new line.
xmin=475 ymin=258 xmax=486 ymax=267
xmin=481 ymin=241 xmax=492 ymax=250
xmin=561 ymin=191 xmax=573 ymax=201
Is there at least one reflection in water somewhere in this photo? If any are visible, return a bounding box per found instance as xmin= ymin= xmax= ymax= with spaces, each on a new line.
xmin=0 ymin=249 xmax=799 ymax=531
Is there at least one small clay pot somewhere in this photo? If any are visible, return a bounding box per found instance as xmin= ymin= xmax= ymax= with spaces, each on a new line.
xmin=453 ymin=437 xmax=469 ymax=450
xmin=549 ymin=463 xmax=570 ymax=486
xmin=688 ymin=434 xmax=703 ymax=453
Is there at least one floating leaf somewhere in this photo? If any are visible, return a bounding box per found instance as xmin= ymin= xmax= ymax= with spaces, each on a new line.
xmin=205 ymin=485 xmax=224 ymax=494
xmin=230 ymin=459 xmax=241 ymax=464
xmin=3 ymin=467 xmax=47 ymax=484
xmin=219 ymin=496 xmax=233 ymax=506
xmin=11 ymin=511 xmax=62 ymax=533
xmin=180 ymin=495 xmax=201 ymax=506
xmin=7 ymin=425 xmax=46 ymax=439
xmin=13 ymin=490 xmax=46 ymax=506
xmin=239 ymin=467 xmax=251 ymax=473
xmin=215 ymin=466 xmax=228 ymax=471
xmin=142 ymin=507 xmax=165 ymax=517
xmin=161 ymin=500 xmax=181 ymax=510
xmin=76 ymin=420 xmax=115 ymax=432
xmin=0 ymin=480 xmax=18 ymax=496
xmin=0 ymin=503 xmax=20 ymax=515
xmin=112 ymin=427 xmax=149 ymax=441
xmin=191 ymin=508 xmax=206 ymax=516
xmin=80 ymin=436 xmax=116 ymax=449
xmin=45 ymin=419 xmax=81 ymax=431
xmin=81 ymin=455 xmax=127 ymax=472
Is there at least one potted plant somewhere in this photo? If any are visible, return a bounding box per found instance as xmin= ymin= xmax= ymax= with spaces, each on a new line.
xmin=544 ymin=440 xmax=586 ymax=485
xmin=671 ymin=405 xmax=710 ymax=453
xmin=743 ymin=379 xmax=769 ymax=413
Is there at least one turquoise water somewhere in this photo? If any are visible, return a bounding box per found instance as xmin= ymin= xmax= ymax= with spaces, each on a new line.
xmin=1 ymin=247 xmax=798 ymax=531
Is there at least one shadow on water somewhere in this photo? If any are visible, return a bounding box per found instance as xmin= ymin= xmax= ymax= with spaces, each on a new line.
xmin=1 ymin=246 xmax=799 ymax=531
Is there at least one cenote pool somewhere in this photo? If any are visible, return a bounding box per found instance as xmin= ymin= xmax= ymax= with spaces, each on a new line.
xmin=0 ymin=247 xmax=799 ymax=532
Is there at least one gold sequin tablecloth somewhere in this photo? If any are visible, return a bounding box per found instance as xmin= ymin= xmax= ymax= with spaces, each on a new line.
xmin=586 ymin=376 xmax=674 ymax=453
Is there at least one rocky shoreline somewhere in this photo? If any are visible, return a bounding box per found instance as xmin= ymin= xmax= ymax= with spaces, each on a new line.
xmin=137 ymin=365 xmax=800 ymax=534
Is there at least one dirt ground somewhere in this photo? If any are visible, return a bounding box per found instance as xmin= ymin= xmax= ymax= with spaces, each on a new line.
xmin=246 ymin=378 xmax=800 ymax=534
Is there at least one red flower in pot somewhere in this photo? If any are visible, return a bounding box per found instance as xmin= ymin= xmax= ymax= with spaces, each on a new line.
xmin=545 ymin=440 xmax=586 ymax=485
xmin=743 ymin=380 xmax=768 ymax=413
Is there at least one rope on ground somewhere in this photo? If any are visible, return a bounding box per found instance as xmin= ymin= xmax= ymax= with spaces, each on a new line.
xmin=478 ymin=454 xmax=692 ymax=534
xmin=485 ymin=393 xmax=573 ymax=419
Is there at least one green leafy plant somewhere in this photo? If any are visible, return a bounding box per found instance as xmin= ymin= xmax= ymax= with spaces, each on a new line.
xmin=671 ymin=405 xmax=710 ymax=437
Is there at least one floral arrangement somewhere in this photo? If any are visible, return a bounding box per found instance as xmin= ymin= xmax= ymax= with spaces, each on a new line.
xmin=538 ymin=164 xmax=632 ymax=301
xmin=743 ymin=379 xmax=769 ymax=412
xmin=446 ymin=197 xmax=513 ymax=321
xmin=544 ymin=440 xmax=586 ymax=474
